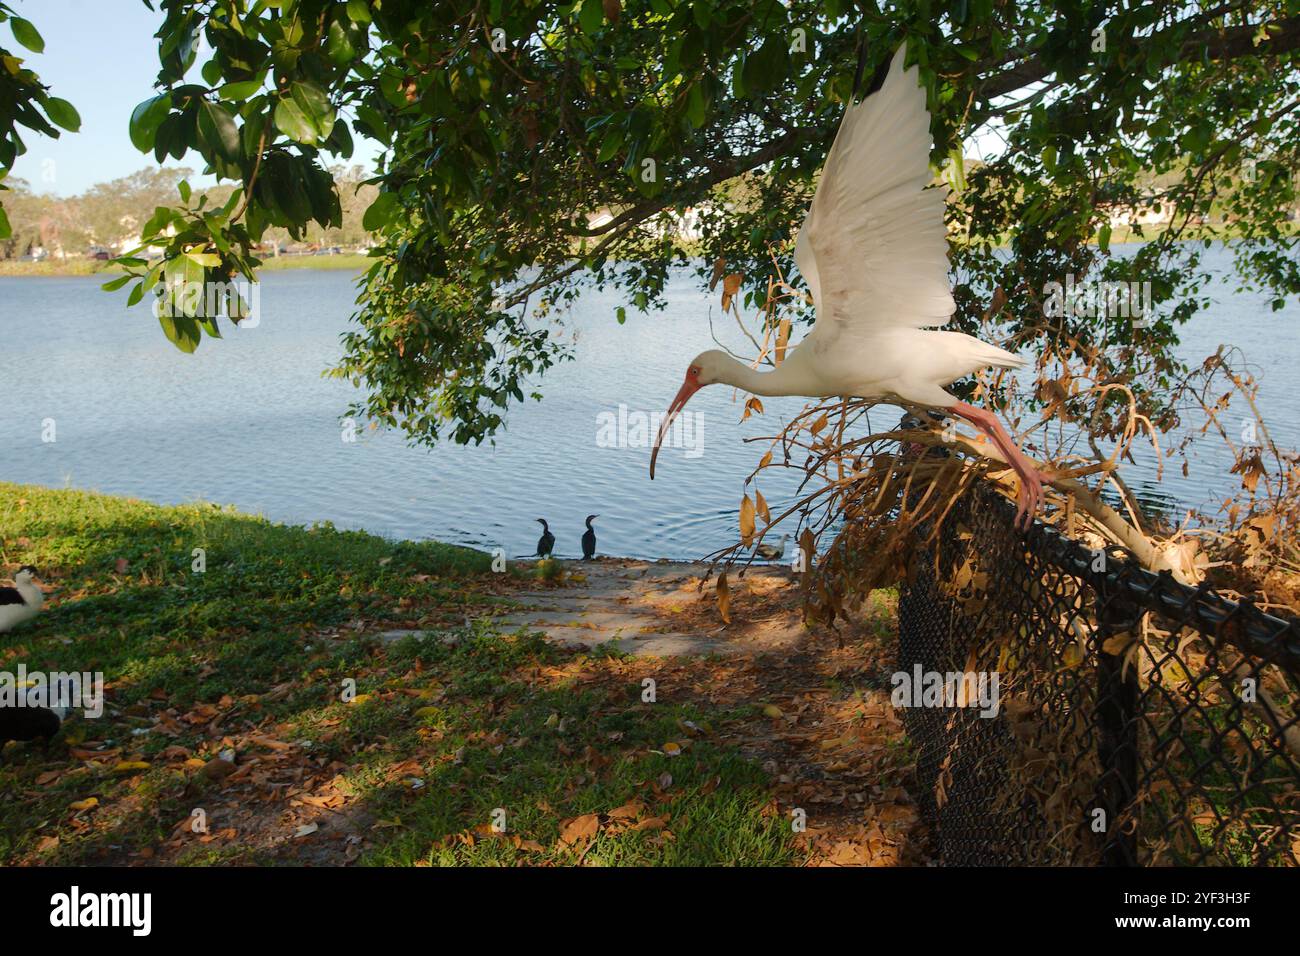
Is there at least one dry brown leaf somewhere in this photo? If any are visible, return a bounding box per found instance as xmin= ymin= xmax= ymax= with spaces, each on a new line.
xmin=775 ymin=317 xmax=791 ymax=364
xmin=716 ymin=572 xmax=732 ymax=623
xmin=739 ymin=494 xmax=756 ymax=545
xmin=607 ymin=800 xmax=644 ymax=821
xmin=559 ymin=813 xmax=601 ymax=847
xmin=708 ymin=256 xmax=726 ymax=291
xmin=721 ymin=273 xmax=743 ymax=312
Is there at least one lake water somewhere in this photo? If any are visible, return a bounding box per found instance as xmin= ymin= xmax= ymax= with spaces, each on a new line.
xmin=1 ymin=245 xmax=1296 ymax=560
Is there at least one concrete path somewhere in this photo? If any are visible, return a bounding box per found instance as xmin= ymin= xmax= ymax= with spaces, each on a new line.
xmin=485 ymin=558 xmax=807 ymax=657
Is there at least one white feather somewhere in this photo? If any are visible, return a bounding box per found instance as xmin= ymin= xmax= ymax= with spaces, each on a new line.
xmin=794 ymin=44 xmax=955 ymax=340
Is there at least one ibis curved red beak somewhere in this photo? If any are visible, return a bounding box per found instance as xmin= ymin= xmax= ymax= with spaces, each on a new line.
xmin=649 ymin=372 xmax=702 ymax=479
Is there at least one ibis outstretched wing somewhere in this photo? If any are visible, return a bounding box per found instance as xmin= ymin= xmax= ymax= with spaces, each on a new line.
xmin=793 ymin=45 xmax=955 ymax=343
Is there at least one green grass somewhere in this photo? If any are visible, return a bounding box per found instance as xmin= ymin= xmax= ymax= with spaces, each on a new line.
xmin=255 ymin=253 xmax=371 ymax=272
xmin=344 ymin=627 xmax=791 ymax=866
xmin=0 ymin=483 xmax=793 ymax=866
xmin=0 ymin=259 xmax=106 ymax=277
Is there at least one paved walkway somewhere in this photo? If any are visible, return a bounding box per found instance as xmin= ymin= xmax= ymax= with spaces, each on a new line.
xmin=487 ymin=558 xmax=807 ymax=656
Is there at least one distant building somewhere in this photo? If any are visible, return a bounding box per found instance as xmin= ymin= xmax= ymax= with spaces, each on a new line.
xmin=585 ymin=207 xmax=615 ymax=231
xmin=1106 ymin=202 xmax=1171 ymax=228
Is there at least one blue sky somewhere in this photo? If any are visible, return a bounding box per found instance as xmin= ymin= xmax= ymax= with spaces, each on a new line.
xmin=9 ymin=0 xmax=379 ymax=196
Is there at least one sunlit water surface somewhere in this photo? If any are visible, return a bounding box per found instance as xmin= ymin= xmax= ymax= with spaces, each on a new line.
xmin=1 ymin=245 xmax=1296 ymax=560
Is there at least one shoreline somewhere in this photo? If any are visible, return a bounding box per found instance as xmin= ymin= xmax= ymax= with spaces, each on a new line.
xmin=4 ymin=230 xmax=1291 ymax=279
xmin=0 ymin=254 xmax=372 ymax=279
xmin=0 ymin=481 xmax=744 ymax=566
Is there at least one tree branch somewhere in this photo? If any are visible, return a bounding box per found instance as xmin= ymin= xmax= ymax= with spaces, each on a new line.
xmin=978 ymin=16 xmax=1300 ymax=102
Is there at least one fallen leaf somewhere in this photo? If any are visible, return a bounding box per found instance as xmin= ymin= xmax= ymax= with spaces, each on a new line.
xmin=559 ymin=813 xmax=600 ymax=847
xmin=607 ymin=800 xmax=644 ymax=820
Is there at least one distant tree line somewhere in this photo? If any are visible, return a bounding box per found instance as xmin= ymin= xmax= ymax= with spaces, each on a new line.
xmin=0 ymin=163 xmax=377 ymax=259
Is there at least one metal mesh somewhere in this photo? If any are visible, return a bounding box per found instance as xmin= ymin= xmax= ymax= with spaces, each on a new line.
xmin=897 ymin=483 xmax=1300 ymax=866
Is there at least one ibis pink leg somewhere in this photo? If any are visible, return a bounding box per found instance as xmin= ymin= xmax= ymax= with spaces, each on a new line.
xmin=948 ymin=401 xmax=1046 ymax=529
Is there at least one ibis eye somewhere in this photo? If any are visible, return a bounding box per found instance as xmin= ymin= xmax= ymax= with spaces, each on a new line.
xmin=689 ymin=366 xmax=700 ymax=375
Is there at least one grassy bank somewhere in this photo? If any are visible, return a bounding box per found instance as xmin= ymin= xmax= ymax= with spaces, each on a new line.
xmin=0 ymin=254 xmax=370 ymax=279
xmin=1 ymin=484 xmax=907 ymax=866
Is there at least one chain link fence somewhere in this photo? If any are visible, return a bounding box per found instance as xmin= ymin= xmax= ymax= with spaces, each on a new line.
xmin=896 ymin=483 xmax=1300 ymax=866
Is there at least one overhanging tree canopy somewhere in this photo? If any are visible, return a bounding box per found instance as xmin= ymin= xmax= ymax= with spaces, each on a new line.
xmin=4 ymin=0 xmax=1299 ymax=446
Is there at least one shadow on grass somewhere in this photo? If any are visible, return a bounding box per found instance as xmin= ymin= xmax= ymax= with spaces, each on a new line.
xmin=0 ymin=483 xmax=795 ymax=866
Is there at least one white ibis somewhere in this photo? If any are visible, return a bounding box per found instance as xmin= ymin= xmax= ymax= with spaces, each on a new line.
xmin=0 ymin=566 xmax=44 ymax=634
xmin=535 ymin=519 xmax=555 ymax=559
xmin=581 ymin=515 xmax=598 ymax=560
xmin=649 ymin=44 xmax=1046 ymax=527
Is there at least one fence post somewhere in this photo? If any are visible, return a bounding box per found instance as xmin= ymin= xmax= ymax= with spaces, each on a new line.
xmin=1095 ymin=585 xmax=1141 ymax=866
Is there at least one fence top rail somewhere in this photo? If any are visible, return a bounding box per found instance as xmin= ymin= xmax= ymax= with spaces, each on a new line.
xmin=981 ymin=492 xmax=1300 ymax=672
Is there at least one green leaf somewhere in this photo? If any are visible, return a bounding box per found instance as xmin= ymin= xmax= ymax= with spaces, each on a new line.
xmin=101 ymin=274 xmax=132 ymax=292
xmin=42 ymin=97 xmax=81 ymax=132
xmin=346 ymin=0 xmax=372 ymax=23
xmin=130 ymin=95 xmax=171 ymax=152
xmin=185 ymin=250 xmax=222 ymax=268
xmin=326 ymin=118 xmax=354 ymax=158
xmin=159 ymin=314 xmax=201 ymax=353
xmin=578 ymin=0 xmax=604 ymax=34
xmin=362 ymin=191 xmax=400 ymax=232
xmin=198 ymin=100 xmax=241 ymax=162
xmin=685 ymin=84 xmax=706 ymax=128
xmin=275 ymin=80 xmax=336 ymax=145
xmin=0 ymin=204 xmax=9 ymax=241
xmin=9 ymin=16 xmax=44 ymax=53
xmin=355 ymin=105 xmax=388 ymax=143
xmin=218 ymin=78 xmax=264 ymax=101
xmin=597 ymin=125 xmax=624 ymax=162
xmin=327 ymin=19 xmax=356 ymax=66
xmin=274 ymin=97 xmax=316 ymax=144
